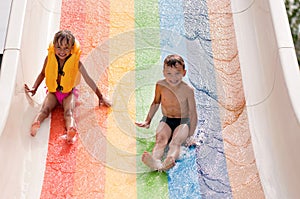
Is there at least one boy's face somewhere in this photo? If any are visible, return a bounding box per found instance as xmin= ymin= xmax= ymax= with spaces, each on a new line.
xmin=54 ymin=38 xmax=72 ymax=60
xmin=163 ymin=63 xmax=186 ymax=87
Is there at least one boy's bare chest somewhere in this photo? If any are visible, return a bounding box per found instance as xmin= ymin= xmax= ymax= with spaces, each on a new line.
xmin=161 ymin=88 xmax=187 ymax=105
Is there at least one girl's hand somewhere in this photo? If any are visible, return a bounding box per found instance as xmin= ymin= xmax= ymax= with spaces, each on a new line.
xmin=99 ymin=96 xmax=112 ymax=107
xmin=24 ymin=84 xmax=37 ymax=96
xmin=135 ymin=121 xmax=150 ymax=129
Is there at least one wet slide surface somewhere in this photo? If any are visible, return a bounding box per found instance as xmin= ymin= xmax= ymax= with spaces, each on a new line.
xmin=2 ymin=0 xmax=266 ymax=198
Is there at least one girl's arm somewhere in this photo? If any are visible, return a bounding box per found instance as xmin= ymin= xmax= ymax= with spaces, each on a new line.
xmin=24 ymin=57 xmax=47 ymax=96
xmin=79 ymin=61 xmax=111 ymax=107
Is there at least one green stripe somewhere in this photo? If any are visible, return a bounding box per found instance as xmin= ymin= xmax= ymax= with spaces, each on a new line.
xmin=135 ymin=0 xmax=169 ymax=198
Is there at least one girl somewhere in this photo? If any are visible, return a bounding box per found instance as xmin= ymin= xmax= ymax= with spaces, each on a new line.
xmin=25 ymin=30 xmax=111 ymax=143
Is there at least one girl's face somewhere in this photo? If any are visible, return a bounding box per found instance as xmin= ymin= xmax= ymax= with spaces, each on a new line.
xmin=163 ymin=63 xmax=186 ymax=87
xmin=54 ymin=38 xmax=72 ymax=60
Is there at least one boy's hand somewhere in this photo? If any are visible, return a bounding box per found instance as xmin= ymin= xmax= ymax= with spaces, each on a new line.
xmin=185 ymin=136 xmax=197 ymax=147
xmin=24 ymin=84 xmax=36 ymax=96
xmin=135 ymin=121 xmax=150 ymax=129
xmin=99 ymin=97 xmax=112 ymax=107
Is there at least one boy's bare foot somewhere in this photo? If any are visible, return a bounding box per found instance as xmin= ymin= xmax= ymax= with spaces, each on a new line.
xmin=66 ymin=127 xmax=77 ymax=144
xmin=142 ymin=151 xmax=162 ymax=171
xmin=30 ymin=121 xmax=40 ymax=137
xmin=161 ymin=156 xmax=175 ymax=171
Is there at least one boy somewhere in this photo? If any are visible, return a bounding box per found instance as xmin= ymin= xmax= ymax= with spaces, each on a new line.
xmin=25 ymin=30 xmax=111 ymax=144
xmin=135 ymin=54 xmax=197 ymax=171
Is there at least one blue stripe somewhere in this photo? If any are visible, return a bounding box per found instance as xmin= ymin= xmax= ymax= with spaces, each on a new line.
xmin=159 ymin=0 xmax=233 ymax=198
xmin=167 ymin=147 xmax=202 ymax=198
xmin=158 ymin=0 xmax=202 ymax=198
xmin=182 ymin=1 xmax=232 ymax=198
xmin=183 ymin=0 xmax=232 ymax=199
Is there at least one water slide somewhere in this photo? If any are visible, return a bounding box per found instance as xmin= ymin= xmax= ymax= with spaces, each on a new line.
xmin=0 ymin=0 xmax=299 ymax=198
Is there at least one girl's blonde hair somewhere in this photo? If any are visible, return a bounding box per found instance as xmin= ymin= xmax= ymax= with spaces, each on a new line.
xmin=53 ymin=30 xmax=75 ymax=47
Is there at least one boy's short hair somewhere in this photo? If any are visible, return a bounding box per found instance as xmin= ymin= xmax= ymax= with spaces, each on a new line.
xmin=164 ymin=54 xmax=185 ymax=70
xmin=53 ymin=30 xmax=75 ymax=47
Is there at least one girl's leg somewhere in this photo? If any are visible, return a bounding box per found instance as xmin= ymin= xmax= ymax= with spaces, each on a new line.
xmin=62 ymin=93 xmax=76 ymax=143
xmin=31 ymin=93 xmax=58 ymax=136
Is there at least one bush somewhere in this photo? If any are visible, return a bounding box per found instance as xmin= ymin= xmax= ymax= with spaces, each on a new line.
xmin=285 ymin=0 xmax=300 ymax=66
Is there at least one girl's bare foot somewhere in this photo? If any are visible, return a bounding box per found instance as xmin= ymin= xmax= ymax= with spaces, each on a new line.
xmin=161 ymin=156 xmax=175 ymax=171
xmin=66 ymin=127 xmax=77 ymax=144
xmin=142 ymin=151 xmax=162 ymax=171
xmin=31 ymin=121 xmax=40 ymax=136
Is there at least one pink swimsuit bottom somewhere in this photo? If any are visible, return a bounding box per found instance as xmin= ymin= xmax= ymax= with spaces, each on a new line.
xmin=54 ymin=88 xmax=78 ymax=104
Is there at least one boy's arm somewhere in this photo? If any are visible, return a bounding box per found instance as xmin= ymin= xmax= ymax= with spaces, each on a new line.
xmin=144 ymin=102 xmax=160 ymax=125
xmin=188 ymin=88 xmax=197 ymax=137
xmin=79 ymin=61 xmax=111 ymax=107
xmin=24 ymin=57 xmax=47 ymax=96
xmin=135 ymin=83 xmax=161 ymax=128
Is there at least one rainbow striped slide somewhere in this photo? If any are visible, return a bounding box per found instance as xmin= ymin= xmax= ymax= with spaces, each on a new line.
xmin=1 ymin=0 xmax=266 ymax=198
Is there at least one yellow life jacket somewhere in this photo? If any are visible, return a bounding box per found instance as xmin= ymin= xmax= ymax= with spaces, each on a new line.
xmin=45 ymin=40 xmax=81 ymax=93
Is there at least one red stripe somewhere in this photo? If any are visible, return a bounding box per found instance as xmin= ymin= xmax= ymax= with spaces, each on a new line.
xmin=41 ymin=0 xmax=110 ymax=198
xmin=41 ymin=1 xmax=86 ymax=198
xmin=40 ymin=107 xmax=78 ymax=198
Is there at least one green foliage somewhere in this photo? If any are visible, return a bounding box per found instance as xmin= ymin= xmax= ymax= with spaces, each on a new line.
xmin=285 ymin=0 xmax=300 ymax=66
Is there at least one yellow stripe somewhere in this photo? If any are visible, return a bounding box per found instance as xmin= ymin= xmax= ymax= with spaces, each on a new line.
xmin=105 ymin=0 xmax=136 ymax=198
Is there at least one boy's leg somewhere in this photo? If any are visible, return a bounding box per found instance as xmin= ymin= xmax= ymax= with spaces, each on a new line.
xmin=141 ymin=152 xmax=163 ymax=170
xmin=162 ymin=124 xmax=189 ymax=170
xmin=62 ymin=93 xmax=76 ymax=143
xmin=142 ymin=122 xmax=172 ymax=170
xmin=31 ymin=93 xmax=58 ymax=136
xmin=152 ymin=122 xmax=172 ymax=159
